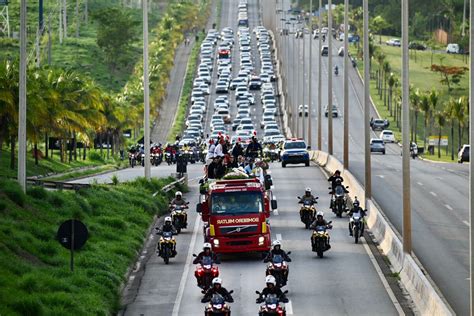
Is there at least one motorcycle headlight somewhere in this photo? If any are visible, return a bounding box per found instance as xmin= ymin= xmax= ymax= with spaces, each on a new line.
xmin=258 ymin=236 xmax=265 ymax=245
xmin=203 ymin=264 xmax=211 ymax=269
xmin=274 ymin=263 xmax=282 ymax=268
xmin=213 ymin=304 xmax=222 ymax=309
xmin=268 ymin=304 xmax=277 ymax=309
xmin=213 ymin=239 xmax=219 ymax=247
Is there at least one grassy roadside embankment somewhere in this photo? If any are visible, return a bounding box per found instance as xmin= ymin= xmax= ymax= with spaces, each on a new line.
xmin=0 ymin=176 xmax=185 ymax=315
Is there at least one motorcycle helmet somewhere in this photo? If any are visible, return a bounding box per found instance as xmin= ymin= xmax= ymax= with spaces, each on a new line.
xmin=175 ymin=191 xmax=182 ymax=197
xmin=272 ymin=240 xmax=281 ymax=250
xmin=164 ymin=216 xmax=172 ymax=224
xmin=316 ymin=211 xmax=324 ymax=218
xmin=353 ymin=199 xmax=360 ymax=207
xmin=212 ymin=277 xmax=222 ymax=285
xmin=305 ymin=187 xmax=312 ymax=192
xmin=203 ymin=242 xmax=212 ymax=250
xmin=265 ymin=275 xmax=276 ymax=286
xmin=335 ymin=170 xmax=341 ymax=175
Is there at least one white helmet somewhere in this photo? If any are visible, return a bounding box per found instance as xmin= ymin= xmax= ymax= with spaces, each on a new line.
xmin=164 ymin=216 xmax=172 ymax=223
xmin=175 ymin=191 xmax=182 ymax=197
xmin=316 ymin=211 xmax=324 ymax=217
xmin=272 ymin=240 xmax=281 ymax=247
xmin=203 ymin=242 xmax=212 ymax=250
xmin=305 ymin=187 xmax=312 ymax=192
xmin=212 ymin=277 xmax=222 ymax=285
xmin=265 ymin=275 xmax=276 ymax=285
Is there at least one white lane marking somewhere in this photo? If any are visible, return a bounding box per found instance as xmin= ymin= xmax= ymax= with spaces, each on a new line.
xmin=273 ymin=209 xmax=279 ymax=216
xmin=376 ymin=175 xmax=385 ymax=179
xmin=172 ymin=213 xmax=201 ymax=316
xmin=445 ymin=204 xmax=453 ymax=211
xmin=286 ymin=300 xmax=293 ymax=315
xmin=129 ymin=275 xmax=135 ymax=281
xmin=429 ymin=191 xmax=437 ymax=197
xmin=417 ymin=182 xmax=423 ymax=186
xmin=362 ymin=240 xmax=405 ymax=315
xmin=463 ymin=220 xmax=470 ymax=227
xmin=276 ymin=233 xmax=282 ymax=241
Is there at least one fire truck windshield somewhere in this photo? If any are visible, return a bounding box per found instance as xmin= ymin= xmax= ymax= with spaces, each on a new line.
xmin=211 ymin=192 xmax=263 ymax=215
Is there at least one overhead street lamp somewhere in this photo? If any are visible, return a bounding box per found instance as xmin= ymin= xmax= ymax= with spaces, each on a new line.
xmin=328 ymin=0 xmax=333 ymax=155
xmin=301 ymin=18 xmax=306 ymax=140
xmin=317 ymin=0 xmax=322 ymax=150
xmin=343 ymin=0 xmax=349 ymax=168
xmin=363 ymin=0 xmax=371 ymax=201
xmin=307 ymin=0 xmax=313 ymax=148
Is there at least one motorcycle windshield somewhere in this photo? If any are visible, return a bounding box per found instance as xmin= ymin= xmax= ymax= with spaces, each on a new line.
xmin=272 ymin=255 xmax=284 ymax=264
xmin=210 ymin=294 xmax=225 ymax=305
xmin=265 ymin=294 xmax=279 ymax=304
xmin=315 ymin=226 xmax=327 ymax=232
xmin=303 ymin=200 xmax=312 ymax=206
xmin=162 ymin=231 xmax=173 ymax=238
xmin=335 ymin=186 xmax=344 ymax=196
xmin=201 ymin=256 xmax=213 ymax=266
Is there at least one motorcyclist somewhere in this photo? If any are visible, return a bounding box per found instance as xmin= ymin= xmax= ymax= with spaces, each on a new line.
xmin=264 ymin=240 xmax=292 ymax=263
xmin=328 ymin=170 xmax=344 ymax=193
xmin=205 ymin=139 xmax=216 ymax=162
xmin=256 ymin=275 xmax=289 ymax=304
xmin=348 ymin=198 xmax=367 ymax=236
xmin=245 ymin=136 xmax=263 ymax=158
xmin=201 ymin=277 xmax=234 ymax=303
xmin=232 ymin=140 xmax=244 ymax=159
xmin=170 ymin=191 xmax=187 ymax=206
xmin=156 ymin=216 xmax=177 ymax=255
xmin=298 ymin=187 xmax=318 ymax=205
xmin=193 ymin=243 xmax=220 ymax=264
xmin=334 ymin=65 xmax=339 ymax=75
xmin=310 ymin=211 xmax=332 ymax=250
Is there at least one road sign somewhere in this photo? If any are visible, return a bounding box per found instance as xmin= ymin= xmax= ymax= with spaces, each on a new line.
xmin=428 ymin=136 xmax=448 ymax=146
xmin=57 ymin=219 xmax=88 ymax=271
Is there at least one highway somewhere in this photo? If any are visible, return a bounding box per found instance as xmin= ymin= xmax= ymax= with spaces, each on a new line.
xmin=277 ymin=2 xmax=469 ymax=313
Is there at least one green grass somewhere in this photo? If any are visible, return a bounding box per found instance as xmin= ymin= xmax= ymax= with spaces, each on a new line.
xmin=43 ymin=164 xmax=120 ymax=181
xmin=0 ymin=176 xmax=185 ymax=315
xmin=0 ymin=148 xmax=117 ymax=178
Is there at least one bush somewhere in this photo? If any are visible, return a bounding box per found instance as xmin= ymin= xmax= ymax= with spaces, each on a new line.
xmin=3 ymin=186 xmax=27 ymax=207
xmin=0 ymin=200 xmax=6 ymax=212
xmin=111 ymin=175 xmax=119 ymax=185
xmin=10 ymin=295 xmax=45 ymax=316
xmin=27 ymin=187 xmax=48 ymax=200
xmin=88 ymin=151 xmax=104 ymax=162
xmin=49 ymin=194 xmax=64 ymax=207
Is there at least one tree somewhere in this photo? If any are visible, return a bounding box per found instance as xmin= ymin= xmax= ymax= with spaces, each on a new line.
xmin=371 ymin=15 xmax=390 ymax=44
xmin=387 ymin=73 xmax=396 ymax=117
xmin=434 ymin=111 xmax=447 ymax=158
xmin=430 ymin=64 xmax=468 ymax=91
xmin=383 ymin=61 xmax=391 ymax=106
xmin=428 ymin=89 xmax=439 ymax=140
xmin=446 ymin=98 xmax=457 ymax=161
xmin=419 ymin=92 xmax=431 ymax=149
xmin=410 ymin=87 xmax=421 ymax=143
xmin=92 ymin=7 xmax=139 ymax=72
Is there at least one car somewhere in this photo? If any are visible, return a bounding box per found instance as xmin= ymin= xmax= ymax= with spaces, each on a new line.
xmin=280 ymin=139 xmax=310 ymax=167
xmin=232 ymin=118 xmax=242 ymax=131
xmin=380 ymin=130 xmax=395 ymax=143
xmin=321 ymin=45 xmax=329 ymax=56
xmin=338 ymin=47 xmax=344 ymax=57
xmin=216 ymin=82 xmax=229 ymax=93
xmin=386 ymin=38 xmax=401 ymax=47
xmin=324 ymin=104 xmax=338 ymax=117
xmin=230 ymin=77 xmax=248 ymax=90
xmin=237 ymin=124 xmax=256 ymax=136
xmin=263 ymin=130 xmax=283 ymax=143
xmin=236 ymin=100 xmax=250 ymax=108
xmin=446 ymin=43 xmax=460 ymax=54
xmin=370 ymin=138 xmax=386 ymax=154
xmin=216 ymin=108 xmax=231 ymax=124
xmin=237 ymin=92 xmax=255 ymax=104
xmin=458 ymin=144 xmax=470 ymax=163
xmin=261 ymin=115 xmax=276 ymax=128
xmin=263 ymin=104 xmax=278 ymax=114
xmin=240 ymin=118 xmax=253 ymax=125
xmin=260 ymin=73 xmax=272 ymax=83
xmin=266 ymin=134 xmax=285 ymax=143
xmin=237 ymin=108 xmax=251 ymax=117
xmin=199 ymin=83 xmax=210 ymax=95
xmin=249 ymin=77 xmax=262 ymax=90
xmin=371 ymin=118 xmax=389 ymax=131
xmin=298 ymin=104 xmax=309 ymax=117
xmin=409 ymin=42 xmax=427 ymax=51
xmin=191 ymin=90 xmax=204 ymax=103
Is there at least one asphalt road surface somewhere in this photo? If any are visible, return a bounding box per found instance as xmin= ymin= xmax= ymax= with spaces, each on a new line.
xmin=277 ymin=1 xmax=469 ymax=313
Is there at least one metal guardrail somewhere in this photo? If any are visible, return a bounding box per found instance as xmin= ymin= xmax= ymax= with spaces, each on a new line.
xmin=26 ymin=179 xmax=91 ymax=190
xmin=153 ymin=176 xmax=187 ymax=196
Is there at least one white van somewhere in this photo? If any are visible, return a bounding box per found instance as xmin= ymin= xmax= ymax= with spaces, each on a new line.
xmin=446 ymin=43 xmax=459 ymax=54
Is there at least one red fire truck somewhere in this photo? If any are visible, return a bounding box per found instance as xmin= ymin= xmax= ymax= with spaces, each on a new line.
xmin=197 ymin=178 xmax=277 ymax=254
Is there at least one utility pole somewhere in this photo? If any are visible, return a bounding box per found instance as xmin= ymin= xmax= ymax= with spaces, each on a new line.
xmin=75 ymin=0 xmax=79 ymax=37
xmin=363 ymin=0 xmax=371 ymax=200
xmin=302 ymin=24 xmax=306 ymax=140
xmin=308 ymin=0 xmax=313 ymax=147
xmin=18 ymin=0 xmax=27 ymax=192
xmin=470 ymin=0 xmax=474 ymax=312
xmin=291 ymin=22 xmax=296 ymax=134
xmin=317 ymin=0 xmax=322 ymax=150
xmin=39 ymin=0 xmax=44 ymax=31
xmin=48 ymin=15 xmax=52 ymax=65
xmin=297 ymin=26 xmax=301 ymax=137
xmin=343 ymin=0 xmax=349 ymax=168
xmin=402 ymin=0 xmax=411 ymax=254
xmin=58 ymin=0 xmax=63 ymax=44
xmin=143 ymin=0 xmax=151 ymax=180
xmin=328 ymin=0 xmax=333 ymax=154
xmin=62 ymin=0 xmax=67 ymax=38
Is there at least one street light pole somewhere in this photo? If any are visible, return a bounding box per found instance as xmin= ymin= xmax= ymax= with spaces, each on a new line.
xmin=317 ymin=0 xmax=322 ymax=150
xmin=401 ymin=0 xmax=411 ymax=254
xmin=143 ymin=0 xmax=151 ymax=180
xmin=302 ymin=26 xmax=306 ymax=140
xmin=297 ymin=26 xmax=301 ymax=137
xmin=343 ymin=0 xmax=349 ymax=168
xmin=363 ymin=0 xmax=371 ymax=200
xmin=308 ymin=0 xmax=313 ymax=147
xmin=18 ymin=0 xmax=27 ymax=192
xmin=328 ymin=0 xmax=333 ymax=155
xmin=468 ymin=0 xmax=473 ymax=312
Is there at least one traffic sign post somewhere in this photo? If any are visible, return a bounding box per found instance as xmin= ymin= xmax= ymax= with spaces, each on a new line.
xmin=57 ymin=219 xmax=89 ymax=272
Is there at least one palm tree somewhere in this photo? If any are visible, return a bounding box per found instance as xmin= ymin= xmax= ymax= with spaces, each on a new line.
xmin=434 ymin=111 xmax=447 ymax=158
xmin=445 ymin=98 xmax=457 ymax=161
xmin=383 ymin=61 xmax=391 ymax=106
xmin=428 ymin=89 xmax=439 ymax=139
xmin=410 ymin=87 xmax=421 ymax=143
xmin=419 ymin=92 xmax=431 ymax=150
xmin=453 ymin=96 xmax=468 ymax=151
xmin=387 ymin=74 xmax=397 ymax=117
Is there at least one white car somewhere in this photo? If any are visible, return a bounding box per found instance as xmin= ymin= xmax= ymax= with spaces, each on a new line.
xmin=386 ymin=38 xmax=401 ymax=47
xmin=446 ymin=43 xmax=460 ymax=54
xmin=380 ymin=130 xmax=395 ymax=143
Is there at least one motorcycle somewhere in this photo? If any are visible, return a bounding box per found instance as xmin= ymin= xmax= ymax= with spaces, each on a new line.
xmin=165 ymin=152 xmax=173 ymax=165
xmin=263 ymin=146 xmax=279 ymax=162
xmin=265 ymin=253 xmax=291 ymax=288
xmin=311 ymin=222 xmax=332 ymax=258
xmin=297 ymin=197 xmax=317 ymax=229
xmin=256 ymin=291 xmax=288 ymax=316
xmin=129 ymin=152 xmax=137 ymax=168
xmin=204 ymin=293 xmax=233 ymax=316
xmin=156 ymin=231 xmax=176 ymax=264
xmin=151 ymin=152 xmax=163 ymax=166
xmin=334 ymin=67 xmax=339 ymax=76
xmin=330 ymin=185 xmax=348 ymax=218
xmin=171 ymin=203 xmax=189 ymax=234
xmin=350 ymin=212 xmax=364 ymax=244
xmin=194 ymin=255 xmax=220 ymax=291
xmin=141 ymin=153 xmax=145 ymax=167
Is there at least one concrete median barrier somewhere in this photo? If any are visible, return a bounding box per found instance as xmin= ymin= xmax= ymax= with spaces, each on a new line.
xmin=313 ymin=150 xmax=454 ymax=316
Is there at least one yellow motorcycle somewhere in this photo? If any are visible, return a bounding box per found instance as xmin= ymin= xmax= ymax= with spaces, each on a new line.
xmin=157 ymin=231 xmax=177 ymax=264
xmin=171 ymin=202 xmax=189 ymax=234
xmin=297 ymin=197 xmax=318 ymax=229
xmin=311 ymin=222 xmax=332 ymax=258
